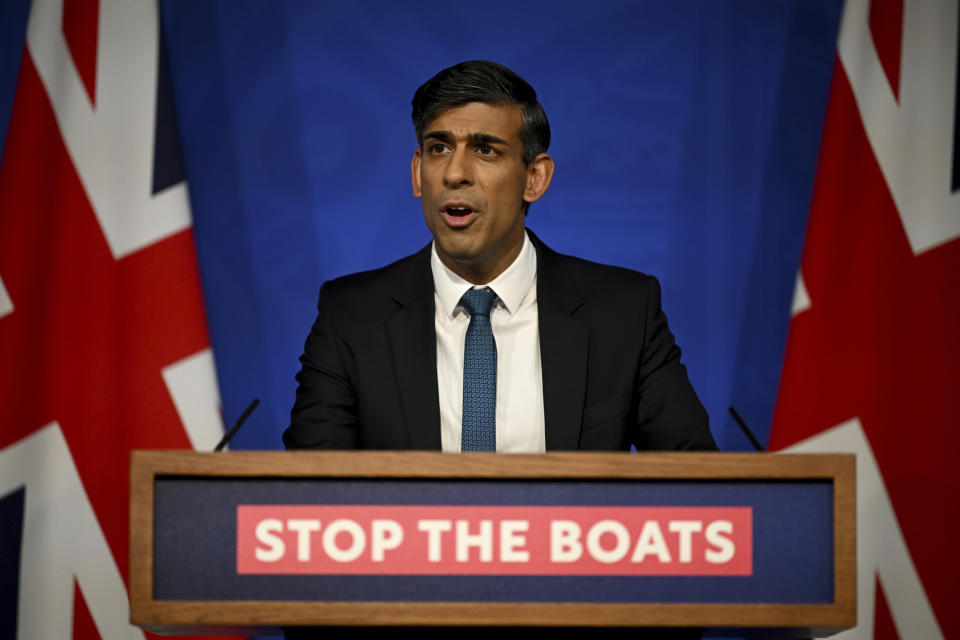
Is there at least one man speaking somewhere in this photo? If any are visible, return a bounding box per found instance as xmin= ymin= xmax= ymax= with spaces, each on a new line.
xmin=283 ymin=61 xmax=716 ymax=453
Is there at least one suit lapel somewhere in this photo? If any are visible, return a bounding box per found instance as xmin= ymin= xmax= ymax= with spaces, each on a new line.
xmin=386 ymin=245 xmax=442 ymax=450
xmin=531 ymin=232 xmax=589 ymax=450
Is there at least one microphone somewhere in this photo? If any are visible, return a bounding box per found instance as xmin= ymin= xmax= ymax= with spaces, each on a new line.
xmin=728 ymin=406 xmax=764 ymax=452
xmin=214 ymin=398 xmax=260 ymax=452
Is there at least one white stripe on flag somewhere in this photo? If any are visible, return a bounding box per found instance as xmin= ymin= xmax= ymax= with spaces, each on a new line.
xmin=162 ymin=348 xmax=226 ymax=451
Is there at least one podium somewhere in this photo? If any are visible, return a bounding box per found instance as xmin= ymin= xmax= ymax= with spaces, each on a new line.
xmin=129 ymin=451 xmax=855 ymax=636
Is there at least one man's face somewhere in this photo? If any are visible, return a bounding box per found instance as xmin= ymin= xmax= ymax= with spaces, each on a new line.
xmin=412 ymin=102 xmax=548 ymax=284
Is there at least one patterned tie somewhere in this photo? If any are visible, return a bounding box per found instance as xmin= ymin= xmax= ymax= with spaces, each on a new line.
xmin=459 ymin=287 xmax=498 ymax=451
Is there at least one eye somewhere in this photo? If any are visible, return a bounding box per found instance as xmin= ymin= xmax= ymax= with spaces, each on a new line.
xmin=428 ymin=143 xmax=448 ymax=154
xmin=477 ymin=145 xmax=496 ymax=156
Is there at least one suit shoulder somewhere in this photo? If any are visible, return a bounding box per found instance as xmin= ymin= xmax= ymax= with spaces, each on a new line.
xmin=549 ymin=249 xmax=658 ymax=298
xmin=318 ymin=245 xmax=431 ymax=315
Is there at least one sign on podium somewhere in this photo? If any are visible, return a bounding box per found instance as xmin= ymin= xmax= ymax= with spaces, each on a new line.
xmin=130 ymin=451 xmax=854 ymax=636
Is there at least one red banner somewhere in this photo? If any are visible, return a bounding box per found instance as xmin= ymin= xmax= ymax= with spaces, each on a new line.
xmin=237 ymin=505 xmax=752 ymax=576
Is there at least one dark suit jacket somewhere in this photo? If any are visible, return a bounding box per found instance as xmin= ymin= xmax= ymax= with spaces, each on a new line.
xmin=284 ymin=232 xmax=716 ymax=451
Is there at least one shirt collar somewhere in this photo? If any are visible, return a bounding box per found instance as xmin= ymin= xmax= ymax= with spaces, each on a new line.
xmin=431 ymin=230 xmax=536 ymax=318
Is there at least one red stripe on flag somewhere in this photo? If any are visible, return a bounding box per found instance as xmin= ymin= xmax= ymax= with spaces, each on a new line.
xmin=71 ymin=581 xmax=102 ymax=640
xmin=62 ymin=0 xmax=100 ymax=106
xmin=874 ymin=575 xmax=901 ymax=640
xmin=869 ymin=0 xmax=904 ymax=101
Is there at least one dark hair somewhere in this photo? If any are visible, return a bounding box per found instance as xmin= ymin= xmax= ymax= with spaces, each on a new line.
xmin=411 ymin=60 xmax=551 ymax=166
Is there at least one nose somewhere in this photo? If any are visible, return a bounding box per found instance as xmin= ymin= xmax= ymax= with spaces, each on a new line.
xmin=443 ymin=146 xmax=473 ymax=187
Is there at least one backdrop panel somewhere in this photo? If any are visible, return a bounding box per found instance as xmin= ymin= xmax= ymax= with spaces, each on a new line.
xmin=156 ymin=0 xmax=842 ymax=450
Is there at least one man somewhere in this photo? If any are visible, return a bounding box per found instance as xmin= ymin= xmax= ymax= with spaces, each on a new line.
xmin=283 ymin=60 xmax=716 ymax=453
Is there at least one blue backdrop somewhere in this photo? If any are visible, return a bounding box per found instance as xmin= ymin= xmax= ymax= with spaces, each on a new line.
xmin=0 ymin=0 xmax=844 ymax=451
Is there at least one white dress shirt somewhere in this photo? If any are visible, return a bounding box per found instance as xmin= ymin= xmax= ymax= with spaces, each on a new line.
xmin=431 ymin=231 xmax=545 ymax=453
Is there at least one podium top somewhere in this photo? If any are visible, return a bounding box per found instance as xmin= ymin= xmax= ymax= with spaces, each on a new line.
xmin=132 ymin=449 xmax=852 ymax=479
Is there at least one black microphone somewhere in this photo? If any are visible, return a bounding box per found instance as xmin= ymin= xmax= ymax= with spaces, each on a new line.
xmin=214 ymin=398 xmax=260 ymax=452
xmin=728 ymin=406 xmax=765 ymax=452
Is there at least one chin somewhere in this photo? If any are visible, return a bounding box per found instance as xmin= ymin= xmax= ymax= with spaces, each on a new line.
xmin=435 ymin=226 xmax=475 ymax=247
xmin=439 ymin=242 xmax=480 ymax=264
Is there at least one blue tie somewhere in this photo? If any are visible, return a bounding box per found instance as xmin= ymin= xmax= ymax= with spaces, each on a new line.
xmin=460 ymin=288 xmax=498 ymax=451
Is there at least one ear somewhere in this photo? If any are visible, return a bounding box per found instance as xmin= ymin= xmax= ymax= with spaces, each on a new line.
xmin=411 ymin=148 xmax=423 ymax=198
xmin=523 ymin=153 xmax=555 ymax=204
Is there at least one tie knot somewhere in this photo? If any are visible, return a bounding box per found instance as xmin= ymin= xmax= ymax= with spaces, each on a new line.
xmin=459 ymin=287 xmax=497 ymax=317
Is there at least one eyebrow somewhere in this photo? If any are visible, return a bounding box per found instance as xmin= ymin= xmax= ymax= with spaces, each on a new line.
xmin=422 ymin=130 xmax=510 ymax=146
xmin=468 ymin=132 xmax=509 ymax=146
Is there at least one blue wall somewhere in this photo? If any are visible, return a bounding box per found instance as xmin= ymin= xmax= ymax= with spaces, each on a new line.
xmin=0 ymin=1 xmax=844 ymax=451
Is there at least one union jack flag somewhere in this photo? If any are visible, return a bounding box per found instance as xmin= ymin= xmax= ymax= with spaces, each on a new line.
xmin=0 ymin=0 xmax=225 ymax=637
xmin=771 ymin=0 xmax=960 ymax=638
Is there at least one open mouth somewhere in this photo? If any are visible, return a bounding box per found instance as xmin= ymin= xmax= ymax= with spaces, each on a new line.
xmin=441 ymin=205 xmax=477 ymax=228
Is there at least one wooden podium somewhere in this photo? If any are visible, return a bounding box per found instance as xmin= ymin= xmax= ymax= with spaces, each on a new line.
xmin=129 ymin=451 xmax=855 ymax=636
